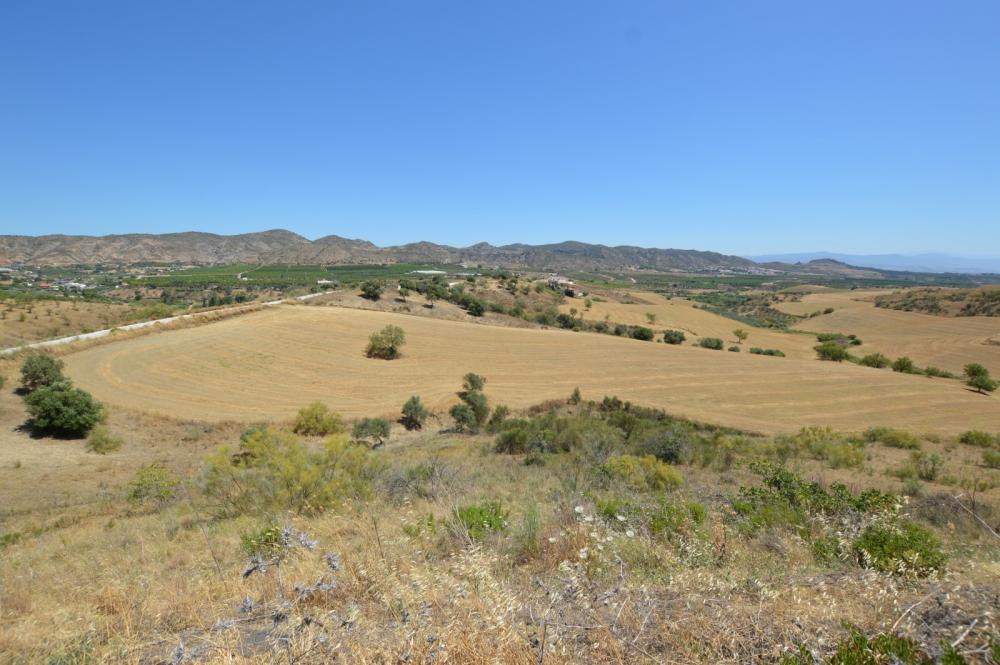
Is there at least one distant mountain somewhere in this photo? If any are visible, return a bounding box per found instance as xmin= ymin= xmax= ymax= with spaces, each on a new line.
xmin=0 ymin=230 xmax=757 ymax=272
xmin=747 ymin=252 xmax=1000 ymax=274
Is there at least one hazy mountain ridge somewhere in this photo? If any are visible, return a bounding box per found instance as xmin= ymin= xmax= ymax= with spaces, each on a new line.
xmin=0 ymin=230 xmax=759 ymax=272
xmin=748 ymin=251 xmax=1000 ymax=274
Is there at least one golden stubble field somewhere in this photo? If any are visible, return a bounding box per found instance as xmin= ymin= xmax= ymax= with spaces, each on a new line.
xmin=775 ymin=289 xmax=1000 ymax=375
xmin=560 ymin=291 xmax=819 ymax=359
xmin=62 ymin=304 xmax=1000 ymax=434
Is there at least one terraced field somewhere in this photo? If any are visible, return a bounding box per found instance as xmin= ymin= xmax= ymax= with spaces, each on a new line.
xmin=775 ymin=289 xmax=1000 ymax=375
xmin=63 ymin=304 xmax=1000 ymax=434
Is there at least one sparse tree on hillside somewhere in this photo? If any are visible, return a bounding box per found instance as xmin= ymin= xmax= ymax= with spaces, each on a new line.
xmin=815 ymin=341 xmax=849 ymax=362
xmin=734 ymin=328 xmax=749 ymax=345
xmin=400 ymin=395 xmax=429 ymax=430
xmin=964 ymin=364 xmax=998 ymax=395
xmin=24 ymin=384 xmax=103 ymax=437
xmin=352 ymin=418 xmax=391 ymax=447
xmin=20 ymin=353 xmax=65 ymax=393
xmin=360 ymin=281 xmax=384 ymax=301
xmin=645 ymin=312 xmax=657 ymax=325
xmin=663 ymin=329 xmax=686 ymax=345
xmin=365 ymin=325 xmax=406 ymax=360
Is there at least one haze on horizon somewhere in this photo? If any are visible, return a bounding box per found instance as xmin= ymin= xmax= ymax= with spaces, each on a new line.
xmin=2 ymin=1 xmax=998 ymax=257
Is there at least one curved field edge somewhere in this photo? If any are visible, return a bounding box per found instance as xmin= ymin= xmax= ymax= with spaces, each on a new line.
xmin=61 ymin=305 xmax=1000 ymax=435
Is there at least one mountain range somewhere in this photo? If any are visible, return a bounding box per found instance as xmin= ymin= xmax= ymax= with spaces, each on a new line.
xmin=0 ymin=230 xmax=759 ymax=273
xmin=1 ymin=230 xmax=994 ymax=277
xmin=747 ymin=252 xmax=1000 ymax=275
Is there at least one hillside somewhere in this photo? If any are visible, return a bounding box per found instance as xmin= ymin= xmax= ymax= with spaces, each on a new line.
xmin=0 ymin=231 xmax=761 ymax=272
xmin=873 ymin=286 xmax=1000 ymax=317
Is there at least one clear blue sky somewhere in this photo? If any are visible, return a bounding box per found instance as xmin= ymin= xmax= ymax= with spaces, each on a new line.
xmin=2 ymin=1 xmax=998 ymax=255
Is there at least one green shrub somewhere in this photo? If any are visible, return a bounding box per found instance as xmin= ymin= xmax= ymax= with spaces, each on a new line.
xmin=601 ymin=454 xmax=683 ymax=492
xmin=486 ymin=404 xmax=509 ymax=433
xmin=630 ymin=426 xmax=692 ymax=464
xmin=450 ymin=403 xmax=477 ymax=432
xmin=864 ymin=427 xmax=921 ymax=449
xmin=631 ymin=326 xmax=655 ymax=341
xmin=24 ymin=384 xmax=103 ymax=437
xmin=19 ymin=353 xmax=65 ymax=392
xmin=663 ymin=329 xmax=686 ymax=345
xmin=453 ymin=501 xmax=508 ymax=540
xmin=365 ymin=325 xmax=406 ymax=359
xmin=922 ymin=366 xmax=956 ymax=378
xmin=351 ymin=417 xmax=390 ymax=447
xmin=749 ymin=347 xmax=785 ymax=357
xmin=199 ymin=428 xmax=379 ymax=516
xmin=853 ymin=520 xmax=946 ymax=577
xmin=892 ymin=356 xmax=916 ymax=373
xmin=698 ymin=337 xmax=724 ymax=350
xmin=814 ymin=341 xmax=849 ymax=362
xmin=958 ymin=430 xmax=996 ymax=448
xmin=983 ymin=449 xmax=1000 ymax=469
xmin=781 ymin=623 xmax=956 ymax=664
xmin=400 ymin=395 xmax=429 ymax=430
xmin=239 ymin=524 xmax=284 ymax=558
xmin=894 ymin=451 xmax=942 ymax=481
xmin=360 ymin=281 xmax=383 ymax=301
xmin=859 ymin=352 xmax=890 ymax=368
xmin=85 ymin=425 xmax=123 ymax=454
xmin=777 ymin=426 xmax=865 ymax=468
xmin=727 ymin=345 xmax=740 ymax=352
xmin=126 ymin=463 xmax=180 ymax=506
xmin=293 ymin=401 xmax=345 ymax=436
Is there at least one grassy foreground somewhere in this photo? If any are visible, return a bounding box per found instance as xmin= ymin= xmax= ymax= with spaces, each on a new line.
xmin=2 ymin=386 xmax=999 ymax=664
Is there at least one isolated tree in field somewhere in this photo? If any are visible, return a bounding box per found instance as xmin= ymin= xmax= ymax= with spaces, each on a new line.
xmin=20 ymin=353 xmax=65 ymax=392
xmin=352 ymin=418 xmax=391 ymax=447
xmin=733 ymin=328 xmax=749 ymax=345
xmin=964 ymin=364 xmax=998 ymax=395
xmin=360 ymin=281 xmax=384 ymax=301
xmin=663 ymin=329 xmax=686 ymax=345
xmin=814 ymin=341 xmax=849 ymax=362
xmin=569 ymin=386 xmax=582 ymax=405
xmin=24 ymin=384 xmax=103 ymax=437
xmin=400 ymin=395 xmax=429 ymax=430
xmin=645 ymin=312 xmax=657 ymax=325
xmin=365 ymin=325 xmax=406 ymax=360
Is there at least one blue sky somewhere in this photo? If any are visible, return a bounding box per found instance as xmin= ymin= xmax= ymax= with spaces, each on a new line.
xmin=1 ymin=1 xmax=998 ymax=255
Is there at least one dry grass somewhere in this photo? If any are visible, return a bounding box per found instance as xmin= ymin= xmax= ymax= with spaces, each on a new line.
xmin=0 ymin=298 xmax=134 ymax=348
xmin=775 ymin=289 xmax=1000 ymax=375
xmin=59 ymin=304 xmax=1000 ymax=434
xmin=1 ymin=407 xmax=997 ymax=664
xmin=562 ymin=291 xmax=818 ymax=359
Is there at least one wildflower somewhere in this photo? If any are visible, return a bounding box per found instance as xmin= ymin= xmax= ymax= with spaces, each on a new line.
xmin=324 ymin=552 xmax=341 ymax=572
xmin=616 ymin=514 xmax=626 ymax=522
xmin=171 ymin=642 xmax=185 ymax=665
xmin=548 ymin=537 xmax=557 ymax=543
xmin=574 ymin=505 xmax=584 ymax=514
xmin=625 ymin=529 xmax=635 ymax=538
xmin=578 ymin=547 xmax=589 ymax=560
xmin=239 ymin=596 xmax=254 ymax=614
xmin=298 ymin=532 xmax=318 ymax=550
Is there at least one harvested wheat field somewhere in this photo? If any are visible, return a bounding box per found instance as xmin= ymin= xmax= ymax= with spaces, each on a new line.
xmin=561 ymin=291 xmax=818 ymax=359
xmin=776 ymin=289 xmax=1000 ymax=375
xmin=63 ymin=304 xmax=1000 ymax=434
